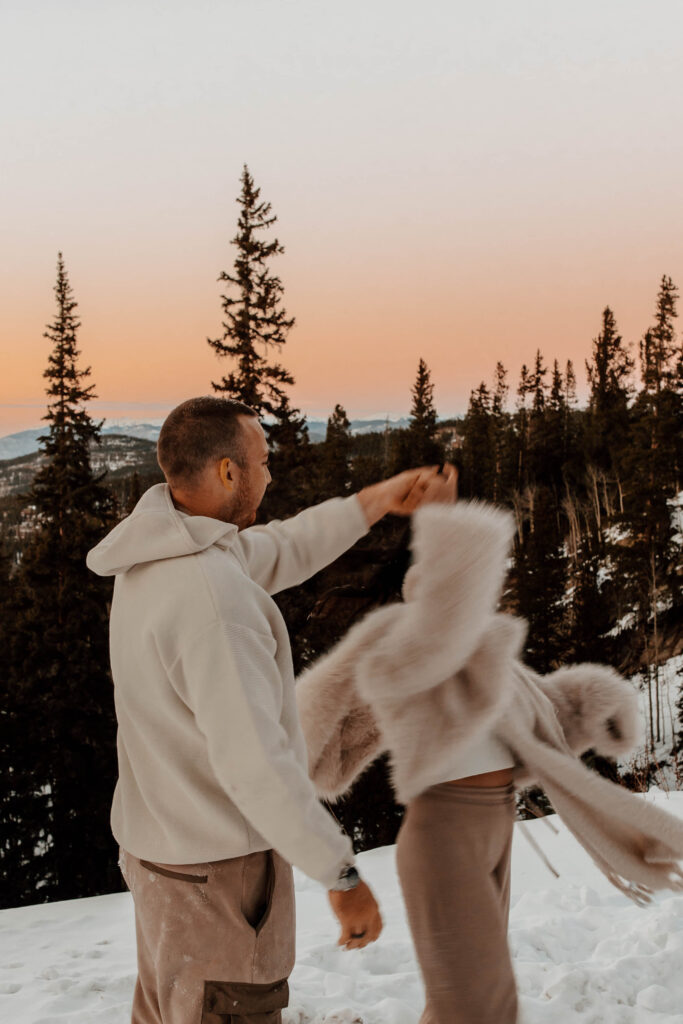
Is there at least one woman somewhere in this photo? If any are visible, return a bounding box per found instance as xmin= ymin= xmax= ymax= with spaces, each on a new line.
xmin=298 ymin=499 xmax=657 ymax=1024
xmin=396 ymin=766 xmax=517 ymax=1024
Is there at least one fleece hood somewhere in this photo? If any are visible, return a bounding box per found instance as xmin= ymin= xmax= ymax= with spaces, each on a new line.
xmin=86 ymin=483 xmax=238 ymax=576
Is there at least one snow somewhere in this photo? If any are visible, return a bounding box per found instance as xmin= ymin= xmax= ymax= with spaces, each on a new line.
xmin=619 ymin=656 xmax=683 ymax=793
xmin=4 ymin=791 xmax=683 ymax=1023
xmin=604 ymin=524 xmax=631 ymax=545
xmin=605 ymin=611 xmax=636 ymax=638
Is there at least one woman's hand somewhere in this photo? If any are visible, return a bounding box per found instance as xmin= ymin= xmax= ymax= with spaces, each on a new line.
xmin=357 ymin=464 xmax=457 ymax=526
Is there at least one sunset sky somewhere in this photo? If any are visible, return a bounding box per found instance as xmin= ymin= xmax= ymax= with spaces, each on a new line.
xmin=2 ymin=0 xmax=683 ymax=436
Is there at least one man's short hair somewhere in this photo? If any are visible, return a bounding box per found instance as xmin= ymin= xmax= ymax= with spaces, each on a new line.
xmin=157 ymin=397 xmax=258 ymax=485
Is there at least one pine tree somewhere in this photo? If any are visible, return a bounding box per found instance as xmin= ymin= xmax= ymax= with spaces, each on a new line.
xmin=641 ymin=276 xmax=679 ymax=393
xmin=0 ymin=527 xmax=11 ymax=626
xmin=527 ymin=350 xmax=553 ymax=484
xmin=566 ymin=538 xmax=616 ymax=664
xmin=461 ymin=382 xmax=494 ymax=499
xmin=492 ymin=361 xmax=509 ymax=418
xmin=514 ymin=363 xmax=533 ymax=490
xmin=490 ymin=362 xmax=511 ymax=502
xmin=619 ymin=278 xmax=680 ymax=751
xmin=543 ymin=360 xmax=567 ymax=487
xmin=322 ymin=404 xmax=352 ymax=496
xmin=260 ymin=394 xmax=313 ymax=519
xmin=512 ymin=486 xmax=568 ymax=673
xmin=531 ymin=349 xmax=547 ymax=414
xmin=401 ymin=358 xmax=443 ymax=467
xmin=636 ymin=277 xmax=680 ymax=496
xmin=1 ymin=255 xmax=118 ymax=907
xmin=208 ymin=166 xmax=296 ymax=416
xmin=548 ymin=360 xmax=564 ymax=411
xmin=585 ymin=307 xmax=633 ymax=489
xmin=565 ymin=359 xmax=577 ymax=409
xmin=125 ymin=470 xmax=143 ymax=514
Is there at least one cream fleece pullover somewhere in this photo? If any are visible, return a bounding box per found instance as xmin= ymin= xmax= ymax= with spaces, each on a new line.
xmin=87 ymin=483 xmax=369 ymax=887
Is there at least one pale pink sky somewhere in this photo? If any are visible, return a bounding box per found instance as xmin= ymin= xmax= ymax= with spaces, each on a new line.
xmin=2 ymin=0 xmax=682 ymax=436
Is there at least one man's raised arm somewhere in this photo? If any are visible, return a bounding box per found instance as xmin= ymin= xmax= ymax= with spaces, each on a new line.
xmin=235 ymin=465 xmax=457 ymax=595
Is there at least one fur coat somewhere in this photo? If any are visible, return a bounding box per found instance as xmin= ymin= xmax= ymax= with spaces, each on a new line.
xmin=297 ymin=501 xmax=683 ymax=904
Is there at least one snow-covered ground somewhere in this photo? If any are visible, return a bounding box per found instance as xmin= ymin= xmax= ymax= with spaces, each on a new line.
xmin=621 ymin=656 xmax=683 ymax=792
xmin=3 ymin=791 xmax=683 ymax=1024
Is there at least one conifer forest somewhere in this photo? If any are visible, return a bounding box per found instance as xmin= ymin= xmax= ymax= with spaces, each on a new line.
xmin=1 ymin=166 xmax=681 ymax=908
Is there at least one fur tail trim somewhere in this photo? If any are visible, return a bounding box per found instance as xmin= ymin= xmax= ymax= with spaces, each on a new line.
xmin=505 ymin=720 xmax=683 ymax=903
xmin=538 ymin=663 xmax=642 ymax=758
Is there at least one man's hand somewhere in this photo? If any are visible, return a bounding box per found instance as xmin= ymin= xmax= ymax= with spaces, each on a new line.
xmin=328 ymin=880 xmax=383 ymax=950
xmin=357 ymin=464 xmax=457 ymax=526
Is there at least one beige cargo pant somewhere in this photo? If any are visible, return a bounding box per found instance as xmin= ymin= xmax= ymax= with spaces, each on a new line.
xmin=396 ymin=781 xmax=518 ymax=1024
xmin=119 ymin=848 xmax=296 ymax=1024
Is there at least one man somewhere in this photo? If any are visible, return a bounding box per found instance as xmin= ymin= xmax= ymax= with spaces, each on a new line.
xmin=87 ymin=396 xmax=456 ymax=1024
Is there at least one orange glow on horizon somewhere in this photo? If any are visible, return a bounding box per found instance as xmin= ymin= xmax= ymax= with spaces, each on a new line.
xmin=3 ymin=3 xmax=683 ymax=436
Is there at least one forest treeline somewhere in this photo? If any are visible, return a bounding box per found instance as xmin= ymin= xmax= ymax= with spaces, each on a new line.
xmin=1 ymin=166 xmax=681 ymax=908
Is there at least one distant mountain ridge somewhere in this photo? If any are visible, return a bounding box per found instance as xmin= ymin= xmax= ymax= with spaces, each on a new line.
xmin=0 ymin=434 xmax=160 ymax=499
xmin=0 ymin=417 xmax=413 ymax=461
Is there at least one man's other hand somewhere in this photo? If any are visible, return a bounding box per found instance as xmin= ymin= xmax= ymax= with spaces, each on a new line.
xmin=357 ymin=464 xmax=458 ymax=526
xmin=328 ymin=880 xmax=383 ymax=950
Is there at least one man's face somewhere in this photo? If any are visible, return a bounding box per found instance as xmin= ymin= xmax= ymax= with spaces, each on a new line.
xmin=228 ymin=416 xmax=271 ymax=529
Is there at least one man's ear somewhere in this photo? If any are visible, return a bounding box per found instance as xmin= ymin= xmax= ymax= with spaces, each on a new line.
xmin=219 ymin=457 xmax=235 ymax=492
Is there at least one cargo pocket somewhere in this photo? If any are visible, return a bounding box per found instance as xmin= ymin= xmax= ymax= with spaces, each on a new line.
xmin=202 ymin=977 xmax=288 ymax=1022
xmin=241 ymin=850 xmax=275 ymax=934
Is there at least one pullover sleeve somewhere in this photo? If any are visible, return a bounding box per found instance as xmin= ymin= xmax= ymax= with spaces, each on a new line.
xmin=171 ymin=619 xmax=355 ymax=888
xmin=234 ymin=495 xmax=369 ymax=595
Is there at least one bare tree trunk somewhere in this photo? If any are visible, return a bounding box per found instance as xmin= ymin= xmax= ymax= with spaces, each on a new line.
xmin=646 ymin=665 xmax=655 ymax=754
xmin=587 ymin=465 xmax=601 ymax=532
xmin=526 ymin=485 xmax=536 ymax=535
xmin=511 ymin=490 xmax=525 ymax=545
xmin=651 ymin=548 xmax=662 ymax=744
xmin=615 ymin=474 xmax=624 ymax=515
xmin=601 ymin=471 xmax=614 ymax=518
xmin=562 ymin=486 xmax=581 ymax=560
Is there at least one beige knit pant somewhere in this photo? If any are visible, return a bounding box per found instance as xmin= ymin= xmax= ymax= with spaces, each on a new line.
xmin=396 ymin=782 xmax=518 ymax=1024
xmin=119 ymin=848 xmax=296 ymax=1024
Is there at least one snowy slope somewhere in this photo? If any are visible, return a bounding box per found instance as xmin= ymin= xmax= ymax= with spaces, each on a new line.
xmin=3 ymin=791 xmax=683 ymax=1024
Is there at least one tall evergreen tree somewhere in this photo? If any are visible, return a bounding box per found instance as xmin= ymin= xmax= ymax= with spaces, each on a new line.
xmin=492 ymin=361 xmax=509 ymax=418
xmin=544 ymin=359 xmax=568 ymax=485
xmin=531 ymin=349 xmax=548 ymax=415
xmin=1 ymin=255 xmax=118 ymax=907
xmin=512 ymin=486 xmax=568 ymax=673
xmin=322 ymin=404 xmax=352 ymax=495
xmin=641 ymin=276 xmax=679 ymax=393
xmin=618 ymin=278 xmax=680 ymax=750
xmin=585 ymin=306 xmax=633 ymax=485
xmin=260 ymin=394 xmax=313 ymax=519
xmin=527 ymin=350 xmax=552 ymax=483
xmin=461 ymin=382 xmax=494 ymax=499
xmin=564 ymin=359 xmax=577 ymax=409
xmin=208 ymin=166 xmax=296 ymax=417
xmin=403 ymin=358 xmax=443 ymax=466
xmin=635 ymin=276 xmax=680 ymax=495
xmin=514 ymin=363 xmax=533 ymax=490
xmin=125 ymin=470 xmax=143 ymax=514
xmin=490 ymin=362 xmax=511 ymax=502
